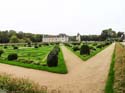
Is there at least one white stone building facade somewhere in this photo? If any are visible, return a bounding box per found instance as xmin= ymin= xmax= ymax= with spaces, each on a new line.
xmin=42 ymin=34 xmax=69 ymax=43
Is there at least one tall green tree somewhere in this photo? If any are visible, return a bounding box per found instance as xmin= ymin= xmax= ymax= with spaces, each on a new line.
xmin=100 ymin=28 xmax=116 ymax=41
xmin=9 ymin=35 xmax=19 ymax=43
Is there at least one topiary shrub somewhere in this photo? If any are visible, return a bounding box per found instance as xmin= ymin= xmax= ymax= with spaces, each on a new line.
xmin=47 ymin=52 xmax=58 ymax=67
xmin=34 ymin=45 xmax=38 ymax=48
xmin=104 ymin=42 xmax=111 ymax=46
xmin=96 ymin=44 xmax=103 ymax=48
xmin=13 ymin=46 xmax=18 ymax=49
xmin=80 ymin=44 xmax=90 ymax=55
xmin=42 ymin=43 xmax=49 ymax=46
xmin=71 ymin=42 xmax=80 ymax=45
xmin=4 ymin=46 xmax=7 ymax=49
xmin=92 ymin=43 xmax=97 ymax=46
xmin=53 ymin=45 xmax=60 ymax=54
xmin=39 ymin=44 xmax=42 ymax=47
xmin=72 ymin=46 xmax=80 ymax=51
xmin=8 ymin=53 xmax=18 ymax=60
xmin=24 ymin=44 xmax=27 ymax=47
xmin=27 ymin=42 xmax=32 ymax=47
xmin=47 ymin=45 xmax=60 ymax=67
xmin=0 ymin=50 xmax=4 ymax=57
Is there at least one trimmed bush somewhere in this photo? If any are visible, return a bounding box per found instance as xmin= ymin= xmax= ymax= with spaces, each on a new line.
xmin=8 ymin=53 xmax=18 ymax=60
xmin=13 ymin=46 xmax=18 ymax=49
xmin=4 ymin=46 xmax=7 ymax=49
xmin=80 ymin=44 xmax=90 ymax=55
xmin=73 ymin=46 xmax=80 ymax=51
xmin=104 ymin=42 xmax=111 ymax=46
xmin=96 ymin=44 xmax=103 ymax=48
xmin=53 ymin=45 xmax=60 ymax=53
xmin=24 ymin=44 xmax=27 ymax=47
xmin=0 ymin=50 xmax=4 ymax=57
xmin=47 ymin=52 xmax=58 ymax=67
xmin=34 ymin=45 xmax=38 ymax=48
xmin=71 ymin=42 xmax=80 ymax=45
xmin=27 ymin=42 xmax=32 ymax=47
xmin=39 ymin=44 xmax=42 ymax=47
xmin=92 ymin=43 xmax=97 ymax=46
xmin=64 ymin=43 xmax=72 ymax=47
xmin=42 ymin=43 xmax=49 ymax=46
xmin=47 ymin=45 xmax=60 ymax=67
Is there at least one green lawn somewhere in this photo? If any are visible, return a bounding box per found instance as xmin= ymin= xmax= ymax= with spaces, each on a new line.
xmin=105 ymin=49 xmax=115 ymax=93
xmin=0 ymin=45 xmax=68 ymax=74
xmin=0 ymin=46 xmax=53 ymax=63
xmin=66 ymin=44 xmax=109 ymax=61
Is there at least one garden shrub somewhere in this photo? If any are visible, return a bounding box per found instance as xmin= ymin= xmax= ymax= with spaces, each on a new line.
xmin=34 ymin=45 xmax=38 ymax=48
xmin=53 ymin=45 xmax=60 ymax=53
xmin=0 ymin=50 xmax=4 ymax=57
xmin=39 ymin=44 xmax=42 ymax=47
xmin=72 ymin=46 xmax=80 ymax=51
xmin=8 ymin=53 xmax=18 ymax=60
xmin=42 ymin=43 xmax=49 ymax=46
xmin=13 ymin=46 xmax=18 ymax=49
xmin=24 ymin=44 xmax=27 ymax=47
xmin=4 ymin=46 xmax=7 ymax=49
xmin=27 ymin=42 xmax=32 ymax=47
xmin=104 ymin=42 xmax=111 ymax=46
xmin=96 ymin=44 xmax=103 ymax=48
xmin=92 ymin=43 xmax=97 ymax=46
xmin=71 ymin=42 xmax=80 ymax=45
xmin=47 ymin=52 xmax=58 ymax=67
xmin=55 ymin=42 xmax=60 ymax=45
xmin=80 ymin=44 xmax=90 ymax=55
xmin=47 ymin=45 xmax=60 ymax=67
xmin=64 ymin=43 xmax=72 ymax=47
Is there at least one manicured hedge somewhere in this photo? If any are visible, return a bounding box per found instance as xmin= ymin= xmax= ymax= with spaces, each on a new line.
xmin=13 ymin=46 xmax=18 ymax=49
xmin=64 ymin=43 xmax=72 ymax=47
xmin=80 ymin=44 xmax=90 ymax=55
xmin=73 ymin=46 xmax=80 ymax=51
xmin=47 ymin=45 xmax=60 ymax=67
xmin=4 ymin=46 xmax=7 ymax=49
xmin=8 ymin=53 xmax=18 ymax=61
xmin=34 ymin=45 xmax=38 ymax=48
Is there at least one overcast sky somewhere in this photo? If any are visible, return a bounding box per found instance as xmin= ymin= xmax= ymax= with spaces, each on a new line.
xmin=0 ymin=0 xmax=124 ymax=35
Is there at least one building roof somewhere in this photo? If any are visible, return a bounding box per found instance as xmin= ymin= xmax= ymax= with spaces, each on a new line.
xmin=43 ymin=33 xmax=68 ymax=38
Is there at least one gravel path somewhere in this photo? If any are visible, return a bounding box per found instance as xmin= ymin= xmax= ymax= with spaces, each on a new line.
xmin=0 ymin=43 xmax=115 ymax=93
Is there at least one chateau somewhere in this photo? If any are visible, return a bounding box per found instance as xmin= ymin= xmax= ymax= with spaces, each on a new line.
xmin=42 ymin=33 xmax=81 ymax=42
xmin=42 ymin=33 xmax=69 ymax=42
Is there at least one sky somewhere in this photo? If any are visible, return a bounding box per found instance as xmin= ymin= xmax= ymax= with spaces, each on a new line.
xmin=0 ymin=0 xmax=124 ymax=35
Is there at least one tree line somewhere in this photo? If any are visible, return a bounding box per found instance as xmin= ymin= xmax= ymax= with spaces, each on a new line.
xmin=0 ymin=28 xmax=124 ymax=43
xmin=0 ymin=30 xmax=43 ymax=43
xmin=70 ymin=28 xmax=124 ymax=41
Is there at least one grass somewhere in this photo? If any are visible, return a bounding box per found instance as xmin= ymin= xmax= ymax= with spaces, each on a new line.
xmin=0 ymin=46 xmax=68 ymax=74
xmin=66 ymin=44 xmax=109 ymax=61
xmin=105 ymin=43 xmax=125 ymax=93
xmin=113 ymin=43 xmax=125 ymax=93
xmin=0 ymin=46 xmax=53 ymax=63
xmin=0 ymin=73 xmax=46 ymax=93
xmin=105 ymin=45 xmax=115 ymax=93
